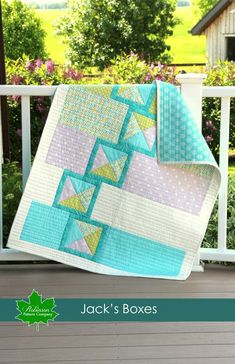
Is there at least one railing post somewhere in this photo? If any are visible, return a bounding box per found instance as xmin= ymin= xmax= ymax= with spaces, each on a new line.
xmin=176 ymin=73 xmax=207 ymax=272
xmin=0 ymin=97 xmax=3 ymax=252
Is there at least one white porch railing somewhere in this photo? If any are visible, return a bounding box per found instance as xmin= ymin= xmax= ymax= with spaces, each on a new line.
xmin=0 ymin=75 xmax=234 ymax=269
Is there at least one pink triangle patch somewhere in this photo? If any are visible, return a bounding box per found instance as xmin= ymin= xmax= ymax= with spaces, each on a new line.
xmin=59 ymin=177 xmax=77 ymax=203
xmin=92 ymin=146 xmax=109 ymax=170
xmin=143 ymin=126 xmax=156 ymax=150
xmin=68 ymin=237 xmax=92 ymax=255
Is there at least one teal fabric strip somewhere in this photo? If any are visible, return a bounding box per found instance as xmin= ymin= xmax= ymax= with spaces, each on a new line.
xmin=94 ymin=227 xmax=185 ymax=276
xmin=20 ymin=202 xmax=70 ymax=249
xmin=158 ymin=81 xmax=215 ymax=163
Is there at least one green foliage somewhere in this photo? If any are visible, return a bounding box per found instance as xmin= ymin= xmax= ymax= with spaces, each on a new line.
xmin=203 ymin=175 xmax=235 ymax=250
xmin=202 ymin=61 xmax=235 ymax=161
xmin=16 ymin=290 xmax=58 ymax=331
xmin=102 ymin=53 xmax=178 ymax=84
xmin=3 ymin=161 xmax=22 ymax=244
xmin=57 ymin=0 xmax=177 ymax=69
xmin=193 ymin=0 xmax=218 ymax=17
xmin=103 ymin=53 xmax=150 ymax=84
xmin=2 ymin=0 xmax=47 ymax=60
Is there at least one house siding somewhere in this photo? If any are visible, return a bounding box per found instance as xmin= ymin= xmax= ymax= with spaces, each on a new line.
xmin=204 ymin=1 xmax=235 ymax=64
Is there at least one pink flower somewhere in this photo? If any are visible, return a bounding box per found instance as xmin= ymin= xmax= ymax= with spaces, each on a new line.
xmin=45 ymin=60 xmax=55 ymax=73
xmin=25 ymin=60 xmax=35 ymax=72
xmin=206 ymin=120 xmax=213 ymax=128
xmin=63 ymin=68 xmax=83 ymax=81
xmin=157 ymin=61 xmax=164 ymax=70
xmin=36 ymin=102 xmax=47 ymax=113
xmin=155 ymin=75 xmax=162 ymax=81
xmin=130 ymin=51 xmax=136 ymax=57
xmin=205 ymin=135 xmax=213 ymax=142
xmin=35 ymin=59 xmax=43 ymax=68
xmin=16 ymin=128 xmax=22 ymax=137
xmin=10 ymin=75 xmax=23 ymax=85
xmin=150 ymin=62 xmax=155 ymax=71
xmin=11 ymin=95 xmax=20 ymax=103
xmin=145 ymin=73 xmax=151 ymax=81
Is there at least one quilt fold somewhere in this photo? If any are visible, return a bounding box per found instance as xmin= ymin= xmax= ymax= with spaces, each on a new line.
xmin=7 ymin=82 xmax=221 ymax=280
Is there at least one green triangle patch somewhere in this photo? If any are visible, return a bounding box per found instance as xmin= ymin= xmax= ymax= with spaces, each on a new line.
xmin=92 ymin=163 xmax=119 ymax=182
xmin=60 ymin=195 xmax=86 ymax=212
xmin=133 ymin=112 xmax=155 ymax=131
xmin=84 ymin=229 xmax=102 ymax=255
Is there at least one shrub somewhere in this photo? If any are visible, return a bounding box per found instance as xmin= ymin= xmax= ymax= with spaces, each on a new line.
xmin=102 ymin=53 xmax=178 ymax=84
xmin=2 ymin=0 xmax=47 ymax=60
xmin=56 ymin=0 xmax=176 ymax=69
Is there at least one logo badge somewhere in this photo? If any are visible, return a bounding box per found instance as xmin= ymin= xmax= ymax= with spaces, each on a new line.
xmin=15 ymin=289 xmax=59 ymax=331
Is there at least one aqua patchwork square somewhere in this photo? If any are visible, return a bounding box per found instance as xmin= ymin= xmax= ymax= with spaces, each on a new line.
xmin=123 ymin=112 xmax=156 ymax=152
xmin=55 ymin=173 xmax=96 ymax=215
xmin=62 ymin=218 xmax=103 ymax=256
xmin=20 ymin=201 xmax=69 ymax=250
xmin=90 ymin=144 xmax=128 ymax=183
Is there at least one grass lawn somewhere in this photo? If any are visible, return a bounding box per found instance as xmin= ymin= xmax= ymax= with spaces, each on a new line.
xmin=36 ymin=9 xmax=68 ymax=64
xmin=167 ymin=6 xmax=206 ymax=64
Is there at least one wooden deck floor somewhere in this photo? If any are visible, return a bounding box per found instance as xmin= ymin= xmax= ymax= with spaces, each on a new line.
xmin=0 ymin=263 xmax=235 ymax=363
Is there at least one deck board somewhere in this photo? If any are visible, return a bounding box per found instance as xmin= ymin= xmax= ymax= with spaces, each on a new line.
xmin=0 ymin=263 xmax=235 ymax=363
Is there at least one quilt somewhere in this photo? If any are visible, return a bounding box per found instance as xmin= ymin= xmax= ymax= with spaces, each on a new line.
xmin=7 ymin=82 xmax=221 ymax=280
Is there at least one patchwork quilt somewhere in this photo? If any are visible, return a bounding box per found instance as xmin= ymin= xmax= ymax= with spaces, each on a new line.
xmin=7 ymin=82 xmax=221 ymax=280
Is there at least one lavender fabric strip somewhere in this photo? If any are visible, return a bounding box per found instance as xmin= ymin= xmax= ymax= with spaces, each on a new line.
xmin=122 ymin=152 xmax=211 ymax=215
xmin=46 ymin=124 xmax=96 ymax=175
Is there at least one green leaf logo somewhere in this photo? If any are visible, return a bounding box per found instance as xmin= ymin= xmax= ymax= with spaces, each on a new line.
xmin=15 ymin=290 xmax=59 ymax=331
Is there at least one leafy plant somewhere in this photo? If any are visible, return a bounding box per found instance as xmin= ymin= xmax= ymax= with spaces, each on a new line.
xmin=193 ymin=0 xmax=218 ymax=17
xmin=102 ymin=52 xmax=179 ymax=84
xmin=56 ymin=0 xmax=177 ymax=69
xmin=2 ymin=0 xmax=47 ymax=60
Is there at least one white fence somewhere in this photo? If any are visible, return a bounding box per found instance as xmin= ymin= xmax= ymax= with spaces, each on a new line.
xmin=0 ymin=75 xmax=234 ymax=269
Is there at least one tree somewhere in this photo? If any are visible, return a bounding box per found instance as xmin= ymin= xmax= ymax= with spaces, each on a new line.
xmin=2 ymin=0 xmax=47 ymax=60
xmin=57 ymin=0 xmax=177 ymax=69
xmin=193 ymin=0 xmax=218 ymax=17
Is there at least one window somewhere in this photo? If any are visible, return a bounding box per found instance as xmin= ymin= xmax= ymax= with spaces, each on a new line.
xmin=227 ymin=37 xmax=235 ymax=61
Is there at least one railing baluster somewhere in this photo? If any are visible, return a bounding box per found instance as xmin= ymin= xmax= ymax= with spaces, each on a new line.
xmin=218 ymin=97 xmax=230 ymax=252
xmin=21 ymin=95 xmax=31 ymax=189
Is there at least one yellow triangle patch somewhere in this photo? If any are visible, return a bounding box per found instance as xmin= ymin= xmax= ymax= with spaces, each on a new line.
xmin=59 ymin=195 xmax=86 ymax=212
xmin=84 ymin=229 xmax=102 ymax=255
xmin=133 ymin=112 xmax=155 ymax=131
xmin=92 ymin=163 xmax=118 ymax=182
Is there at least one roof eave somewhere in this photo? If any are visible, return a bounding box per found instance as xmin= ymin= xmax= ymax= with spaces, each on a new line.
xmin=191 ymin=0 xmax=233 ymax=35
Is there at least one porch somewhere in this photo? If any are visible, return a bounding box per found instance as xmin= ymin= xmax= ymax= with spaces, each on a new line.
xmin=0 ymin=263 xmax=235 ymax=363
xmin=0 ymin=75 xmax=235 ymax=363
